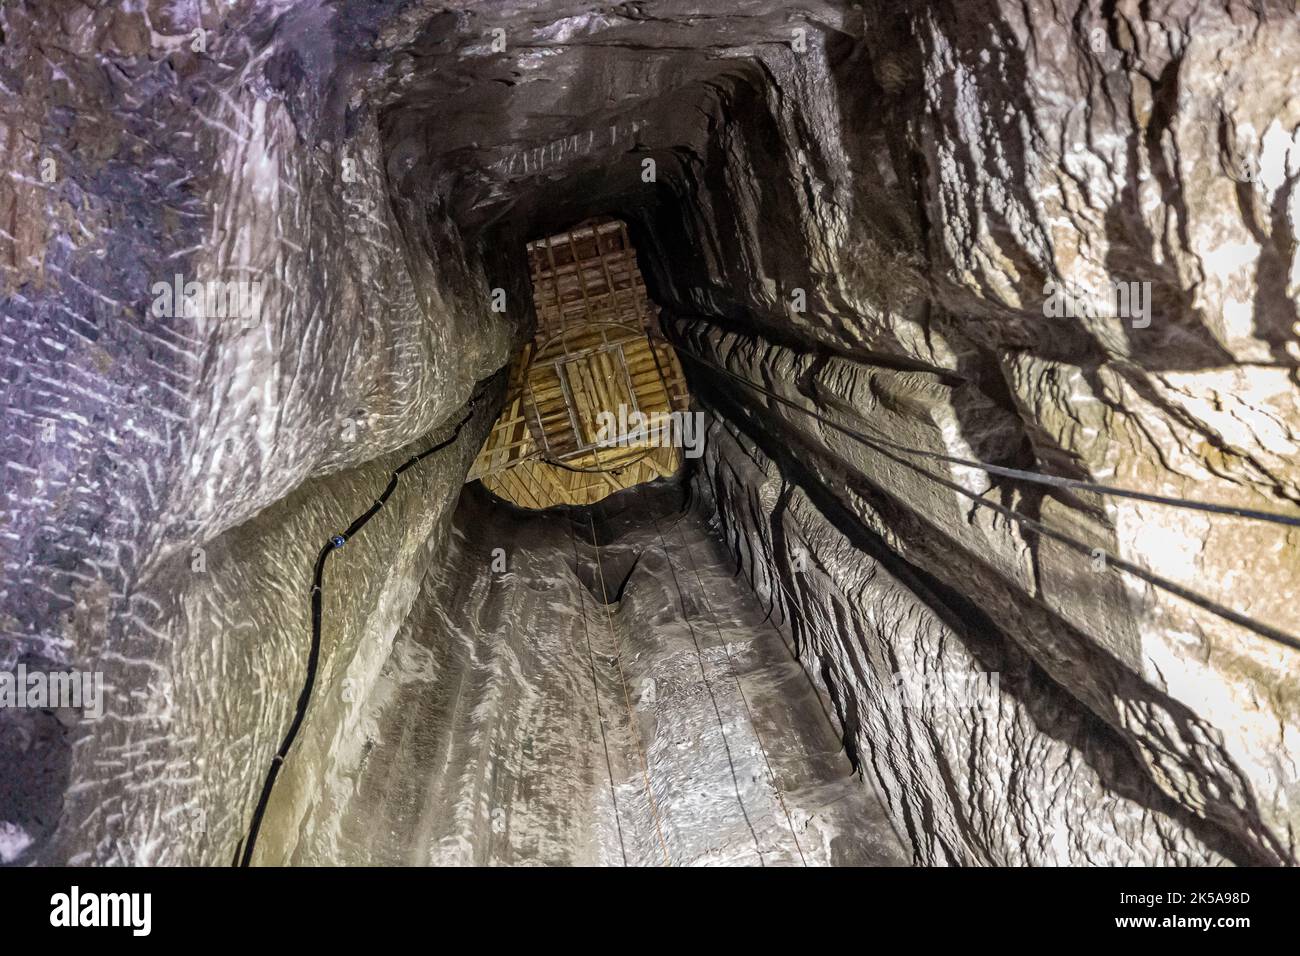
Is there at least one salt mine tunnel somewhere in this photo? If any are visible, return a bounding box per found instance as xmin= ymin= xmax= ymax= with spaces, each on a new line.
xmin=1 ymin=0 xmax=1299 ymax=869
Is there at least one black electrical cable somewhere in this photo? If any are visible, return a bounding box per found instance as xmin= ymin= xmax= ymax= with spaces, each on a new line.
xmin=236 ymin=395 xmax=482 ymax=867
xmin=670 ymin=341 xmax=1300 ymax=530
xmin=671 ymin=343 xmax=1300 ymax=653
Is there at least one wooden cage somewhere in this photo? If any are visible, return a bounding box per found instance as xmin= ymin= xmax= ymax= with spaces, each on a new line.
xmin=467 ymin=219 xmax=690 ymax=509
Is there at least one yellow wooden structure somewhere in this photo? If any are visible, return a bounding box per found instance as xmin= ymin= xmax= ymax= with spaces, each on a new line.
xmin=467 ymin=219 xmax=690 ymax=508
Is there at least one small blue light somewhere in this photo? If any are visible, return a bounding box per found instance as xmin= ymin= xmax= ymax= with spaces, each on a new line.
xmin=331 ymin=535 xmax=346 ymax=548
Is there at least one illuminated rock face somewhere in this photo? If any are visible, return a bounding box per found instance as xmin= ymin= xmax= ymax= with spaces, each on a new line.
xmin=284 ymin=482 xmax=911 ymax=866
xmin=1 ymin=0 xmax=1296 ymax=865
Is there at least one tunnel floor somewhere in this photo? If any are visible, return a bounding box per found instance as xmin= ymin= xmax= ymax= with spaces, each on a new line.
xmin=287 ymin=480 xmax=909 ymax=866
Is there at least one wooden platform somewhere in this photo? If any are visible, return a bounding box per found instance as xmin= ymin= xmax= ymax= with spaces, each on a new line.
xmin=468 ymin=219 xmax=690 ymax=509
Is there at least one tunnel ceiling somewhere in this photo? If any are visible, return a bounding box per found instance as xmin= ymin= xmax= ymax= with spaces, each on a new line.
xmin=374 ymin=3 xmax=851 ymax=238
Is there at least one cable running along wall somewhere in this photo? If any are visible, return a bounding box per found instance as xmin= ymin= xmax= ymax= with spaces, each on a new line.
xmin=236 ymin=397 xmax=482 ymax=867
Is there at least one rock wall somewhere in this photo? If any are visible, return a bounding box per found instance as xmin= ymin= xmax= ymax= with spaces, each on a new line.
xmin=0 ymin=0 xmax=512 ymax=864
xmin=691 ymin=398 xmax=1234 ymax=864
xmin=635 ymin=0 xmax=1300 ymax=864
xmin=283 ymin=481 xmax=908 ymax=866
xmin=1 ymin=0 xmax=1297 ymax=866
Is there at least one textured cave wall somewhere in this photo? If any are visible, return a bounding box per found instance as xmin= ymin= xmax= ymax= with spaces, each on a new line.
xmin=632 ymin=1 xmax=1300 ymax=864
xmin=381 ymin=0 xmax=1300 ymax=863
xmin=236 ymin=398 xmax=501 ymax=867
xmin=282 ymin=481 xmax=909 ymax=866
xmin=2 ymin=0 xmax=1298 ymax=869
xmin=691 ymin=402 xmax=1233 ymax=865
xmin=0 ymin=0 xmax=513 ymax=864
xmin=66 ymin=394 xmax=498 ymax=866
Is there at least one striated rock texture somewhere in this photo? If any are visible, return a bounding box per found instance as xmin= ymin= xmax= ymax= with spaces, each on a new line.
xmin=285 ymin=482 xmax=907 ymax=866
xmin=642 ymin=0 xmax=1300 ymax=864
xmin=693 ymin=402 xmax=1232 ymax=865
xmin=1 ymin=0 xmax=1297 ymax=866
xmin=0 ymin=0 xmax=513 ymax=864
